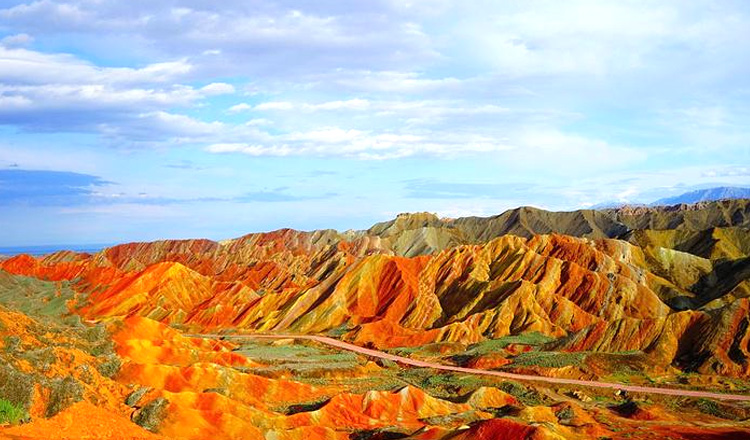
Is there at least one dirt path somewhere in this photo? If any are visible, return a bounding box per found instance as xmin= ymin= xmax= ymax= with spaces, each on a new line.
xmin=192 ymin=333 xmax=750 ymax=402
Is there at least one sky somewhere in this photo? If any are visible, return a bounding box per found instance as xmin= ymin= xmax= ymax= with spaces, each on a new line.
xmin=0 ymin=0 xmax=749 ymax=246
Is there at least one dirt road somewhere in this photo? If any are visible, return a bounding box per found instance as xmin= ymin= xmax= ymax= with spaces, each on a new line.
xmin=192 ymin=333 xmax=750 ymax=402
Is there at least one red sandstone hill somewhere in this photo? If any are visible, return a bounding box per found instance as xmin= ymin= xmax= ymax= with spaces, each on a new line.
xmin=2 ymin=200 xmax=750 ymax=439
xmin=1 ymin=200 xmax=749 ymax=377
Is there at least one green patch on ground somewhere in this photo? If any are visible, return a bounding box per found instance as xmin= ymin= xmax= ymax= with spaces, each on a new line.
xmin=508 ymin=350 xmax=587 ymax=368
xmin=397 ymin=368 xmax=498 ymax=400
xmin=696 ymin=398 xmax=724 ymax=418
xmin=466 ymin=333 xmax=556 ymax=354
xmin=235 ymin=339 xmax=364 ymax=376
xmin=498 ymin=380 xmax=553 ymax=406
xmin=326 ymin=323 xmax=354 ymax=338
xmin=0 ymin=270 xmax=82 ymax=324
xmin=271 ymin=397 xmax=331 ymax=415
xmin=0 ymin=398 xmax=27 ymax=425
xmin=389 ymin=333 xmax=555 ymax=362
xmin=446 ymin=333 xmax=556 ymax=365
xmin=0 ymin=271 xmax=123 ymax=421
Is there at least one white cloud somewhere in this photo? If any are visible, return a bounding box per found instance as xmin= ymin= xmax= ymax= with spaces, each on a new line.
xmin=0 ymin=1 xmax=438 ymax=76
xmin=250 ymin=98 xmax=512 ymax=120
xmin=453 ymin=1 xmax=750 ymax=79
xmin=0 ymin=45 xmax=231 ymax=142
xmin=205 ymin=127 xmax=513 ymax=159
xmin=330 ymin=71 xmax=465 ymax=94
xmin=244 ymin=118 xmax=272 ymax=126
xmin=0 ymin=46 xmax=192 ymax=86
xmin=200 ymin=82 xmax=235 ymax=95
xmin=254 ymin=101 xmax=295 ymax=111
xmin=0 ymin=32 xmax=34 ymax=47
xmin=228 ymin=103 xmax=253 ymax=113
xmin=0 ymin=0 xmax=748 ymax=164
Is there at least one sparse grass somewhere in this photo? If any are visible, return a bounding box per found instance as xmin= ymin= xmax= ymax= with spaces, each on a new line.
xmin=238 ymin=340 xmax=361 ymax=363
xmin=3 ymin=335 xmax=21 ymax=353
xmin=397 ymin=368 xmax=503 ymax=401
xmin=604 ymin=371 xmax=634 ymax=385
xmin=97 ymin=354 xmax=122 ymax=378
xmin=420 ymin=410 xmax=485 ymax=426
xmin=0 ymin=398 xmax=27 ymax=425
xmin=300 ymin=374 xmax=403 ymax=394
xmin=509 ymin=351 xmax=587 ymax=368
xmin=696 ymin=398 xmax=723 ymax=418
xmin=350 ymin=428 xmax=410 ymax=440
xmin=498 ymin=380 xmax=551 ymax=406
xmin=326 ymin=323 xmax=352 ymax=338
xmin=272 ymin=397 xmax=331 ymax=415
xmin=133 ymin=397 xmax=169 ymax=432
xmin=0 ymin=274 xmax=78 ymax=324
xmin=391 ymin=334 xmax=555 ymax=363
xmin=236 ymin=340 xmax=363 ymax=377
xmin=0 ymin=364 xmax=35 ymax=411
xmin=388 ymin=345 xmax=430 ymax=356
xmin=46 ymin=376 xmax=83 ymax=417
xmin=463 ymin=332 xmax=555 ymax=357
xmin=19 ymin=347 xmax=57 ymax=371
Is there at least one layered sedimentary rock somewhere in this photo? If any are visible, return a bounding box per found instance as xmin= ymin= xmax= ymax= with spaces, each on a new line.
xmin=2 ymin=200 xmax=750 ymax=439
xmin=0 ymin=202 xmax=747 ymax=369
xmin=1 ymin=201 xmax=749 ymax=379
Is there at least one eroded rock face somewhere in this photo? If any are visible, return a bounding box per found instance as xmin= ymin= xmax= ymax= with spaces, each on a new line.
xmin=2 ymin=201 xmax=750 ymax=378
xmin=0 ymin=201 xmax=750 ymax=440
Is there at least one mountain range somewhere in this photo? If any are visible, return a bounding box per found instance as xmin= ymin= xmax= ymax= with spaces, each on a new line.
xmin=592 ymin=186 xmax=750 ymax=209
xmin=1 ymin=199 xmax=750 ymax=439
xmin=653 ymin=186 xmax=750 ymax=206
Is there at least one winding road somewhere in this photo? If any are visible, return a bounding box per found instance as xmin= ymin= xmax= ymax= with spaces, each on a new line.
xmin=192 ymin=333 xmax=750 ymax=402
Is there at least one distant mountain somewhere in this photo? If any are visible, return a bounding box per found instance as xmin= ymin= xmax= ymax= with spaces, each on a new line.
xmin=653 ymin=186 xmax=750 ymax=206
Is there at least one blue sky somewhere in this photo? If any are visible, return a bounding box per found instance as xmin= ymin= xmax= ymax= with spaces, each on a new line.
xmin=0 ymin=1 xmax=749 ymax=246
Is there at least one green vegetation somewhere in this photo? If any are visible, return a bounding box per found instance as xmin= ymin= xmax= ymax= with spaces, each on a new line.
xmin=390 ymin=333 xmax=556 ymax=364
xmin=0 ymin=398 xmax=27 ymax=425
xmin=498 ymin=380 xmax=552 ymax=406
xmin=273 ymin=397 xmax=331 ymax=415
xmin=420 ymin=410 xmax=485 ymax=427
xmin=46 ymin=376 xmax=83 ymax=417
xmin=97 ymin=354 xmax=122 ymax=378
xmin=387 ymin=341 xmax=465 ymax=358
xmin=0 ymin=271 xmax=124 ymax=421
xmin=0 ymin=364 xmax=34 ymax=413
xmin=509 ymin=351 xmax=587 ymax=368
xmin=0 ymin=272 xmax=79 ymax=324
xmin=3 ymin=335 xmax=21 ymax=353
xmin=133 ymin=397 xmax=170 ymax=432
xmin=696 ymin=398 xmax=723 ymax=418
xmin=19 ymin=347 xmax=57 ymax=372
xmin=326 ymin=323 xmax=353 ymax=338
xmin=236 ymin=340 xmax=363 ymax=376
xmin=463 ymin=332 xmax=555 ymax=357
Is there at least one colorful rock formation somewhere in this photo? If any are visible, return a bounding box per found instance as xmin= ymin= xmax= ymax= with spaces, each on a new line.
xmin=1 ymin=200 xmax=750 ymax=439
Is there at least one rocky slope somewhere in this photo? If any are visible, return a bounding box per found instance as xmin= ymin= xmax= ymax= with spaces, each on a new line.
xmin=1 ymin=200 xmax=750 ymax=438
xmin=1 ymin=201 xmax=749 ymax=374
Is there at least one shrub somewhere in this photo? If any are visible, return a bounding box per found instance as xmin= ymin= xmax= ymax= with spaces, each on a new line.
xmin=125 ymin=387 xmax=151 ymax=407
xmin=510 ymin=351 xmax=586 ymax=368
xmin=696 ymin=398 xmax=727 ymax=419
xmin=0 ymin=398 xmax=27 ymax=425
xmin=96 ymin=354 xmax=122 ymax=378
xmin=46 ymin=376 xmax=83 ymax=417
xmin=464 ymin=333 xmax=555 ymax=357
xmin=0 ymin=365 xmax=34 ymax=411
xmin=499 ymin=381 xmax=550 ymax=406
xmin=133 ymin=397 xmax=169 ymax=432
